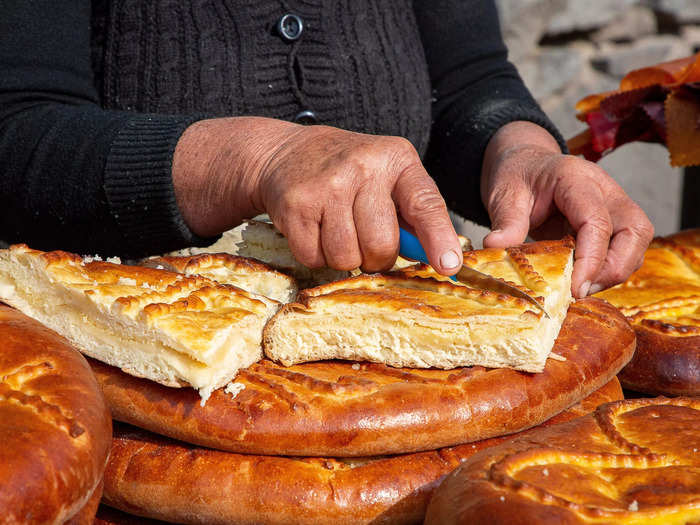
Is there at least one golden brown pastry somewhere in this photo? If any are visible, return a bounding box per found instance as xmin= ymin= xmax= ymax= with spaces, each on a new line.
xmin=595 ymin=229 xmax=700 ymax=395
xmin=0 ymin=305 xmax=111 ymax=524
xmin=141 ymin=252 xmax=298 ymax=303
xmin=100 ymin=380 xmax=622 ymax=525
xmin=425 ymin=397 xmax=700 ymax=525
xmin=88 ymin=297 xmax=633 ymax=457
xmin=0 ymin=245 xmax=280 ymax=402
xmin=264 ymin=238 xmax=574 ymax=372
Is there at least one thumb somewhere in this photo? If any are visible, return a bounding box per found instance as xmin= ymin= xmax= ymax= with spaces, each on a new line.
xmin=393 ymin=164 xmax=462 ymax=275
xmin=483 ymin=177 xmax=534 ymax=248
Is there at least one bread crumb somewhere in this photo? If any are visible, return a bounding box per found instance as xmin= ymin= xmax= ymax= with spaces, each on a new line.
xmin=83 ymin=255 xmax=102 ymax=264
xmin=106 ymin=256 xmax=121 ymax=264
xmin=628 ymin=500 xmax=639 ymax=512
xmin=548 ymin=352 xmax=566 ymax=361
xmin=542 ymin=468 xmax=549 ymax=476
xmin=156 ymin=265 xmax=164 ymax=270
xmin=499 ymin=496 xmax=505 ymax=502
xmin=224 ymin=382 xmax=246 ymax=399
xmin=351 ymin=363 xmax=361 ymax=370
xmin=117 ymin=277 xmax=137 ymax=286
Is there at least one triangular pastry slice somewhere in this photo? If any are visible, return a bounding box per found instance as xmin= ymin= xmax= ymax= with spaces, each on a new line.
xmin=142 ymin=253 xmax=298 ymax=303
xmin=263 ymin=238 xmax=575 ymax=372
xmin=0 ymin=245 xmax=284 ymax=402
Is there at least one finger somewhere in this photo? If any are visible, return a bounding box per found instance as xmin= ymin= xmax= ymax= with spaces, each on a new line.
xmin=354 ymin=184 xmax=399 ymax=273
xmin=553 ymin=179 xmax=612 ymax=298
xmin=588 ymin=201 xmax=654 ymax=294
xmin=482 ymin=175 xmax=534 ymax=249
xmin=392 ymin=164 xmax=462 ymax=275
xmin=320 ymin=206 xmax=363 ymax=271
xmin=283 ymin=216 xmax=326 ymax=269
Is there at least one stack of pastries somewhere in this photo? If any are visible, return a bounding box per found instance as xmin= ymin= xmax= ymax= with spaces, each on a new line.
xmin=2 ymin=221 xmax=693 ymax=524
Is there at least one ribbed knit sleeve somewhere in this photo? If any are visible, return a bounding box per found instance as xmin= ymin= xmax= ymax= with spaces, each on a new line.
xmin=414 ymin=0 xmax=567 ymax=226
xmin=0 ymin=0 xmax=214 ymax=257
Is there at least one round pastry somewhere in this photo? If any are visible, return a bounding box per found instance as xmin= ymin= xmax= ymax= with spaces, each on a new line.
xmin=0 ymin=305 xmax=112 ymax=524
xmin=101 ymin=380 xmax=622 ymax=525
xmin=425 ymin=397 xmax=700 ymax=525
xmin=595 ymin=229 xmax=700 ymax=395
xmin=90 ymin=297 xmax=633 ymax=457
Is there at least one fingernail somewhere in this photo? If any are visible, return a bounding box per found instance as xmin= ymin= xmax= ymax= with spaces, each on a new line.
xmin=578 ymin=280 xmax=591 ymax=298
xmin=588 ymin=283 xmax=604 ymax=295
xmin=440 ymin=249 xmax=460 ymax=270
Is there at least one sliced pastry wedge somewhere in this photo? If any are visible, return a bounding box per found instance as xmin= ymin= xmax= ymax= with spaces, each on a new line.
xmin=263 ymin=238 xmax=575 ymax=372
xmin=0 ymin=245 xmax=281 ymax=402
xmin=142 ymin=253 xmax=298 ymax=303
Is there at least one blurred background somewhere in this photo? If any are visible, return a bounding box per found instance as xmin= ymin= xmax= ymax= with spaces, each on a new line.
xmin=455 ymin=0 xmax=700 ymax=246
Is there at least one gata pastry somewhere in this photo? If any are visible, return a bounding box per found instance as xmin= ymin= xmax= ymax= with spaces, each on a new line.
xmin=141 ymin=252 xmax=298 ymax=303
xmin=264 ymin=238 xmax=575 ymax=373
xmin=99 ymin=380 xmax=623 ymax=525
xmin=0 ymin=245 xmax=286 ymax=402
xmin=425 ymin=397 xmax=700 ymax=525
xmin=594 ymin=229 xmax=700 ymax=395
xmin=88 ymin=297 xmax=634 ymax=457
xmin=0 ymin=304 xmax=111 ymax=524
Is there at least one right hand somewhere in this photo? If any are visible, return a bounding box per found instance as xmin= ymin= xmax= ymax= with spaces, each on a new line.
xmin=173 ymin=117 xmax=462 ymax=274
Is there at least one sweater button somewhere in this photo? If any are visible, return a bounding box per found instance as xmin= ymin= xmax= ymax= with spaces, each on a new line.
xmin=277 ymin=14 xmax=304 ymax=42
xmin=294 ymin=110 xmax=318 ymax=124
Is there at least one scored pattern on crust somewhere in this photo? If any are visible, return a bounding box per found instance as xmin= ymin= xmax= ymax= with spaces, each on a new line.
xmin=596 ymin=233 xmax=700 ymax=335
xmin=483 ymin=398 xmax=700 ymax=520
xmin=0 ymin=361 xmax=86 ymax=438
xmin=233 ymin=360 xmax=490 ymax=414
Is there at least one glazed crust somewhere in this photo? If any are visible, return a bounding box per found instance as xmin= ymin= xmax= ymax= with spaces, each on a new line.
xmin=100 ymin=380 xmax=622 ymax=525
xmin=0 ymin=304 xmax=111 ymax=525
xmin=63 ymin=480 xmax=103 ymax=525
xmin=425 ymin=397 xmax=700 ymax=525
xmin=595 ymin=229 xmax=700 ymax=395
xmin=89 ymin=297 xmax=634 ymax=457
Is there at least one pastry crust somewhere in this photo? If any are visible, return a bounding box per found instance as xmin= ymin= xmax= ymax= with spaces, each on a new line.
xmin=595 ymin=229 xmax=700 ymax=395
xmin=0 ymin=245 xmax=280 ymax=402
xmin=0 ymin=305 xmax=111 ymax=524
xmin=100 ymin=380 xmax=622 ymax=525
xmin=88 ymin=296 xmax=634 ymax=457
xmin=141 ymin=252 xmax=298 ymax=303
xmin=425 ymin=397 xmax=700 ymax=525
xmin=263 ymin=238 xmax=574 ymax=372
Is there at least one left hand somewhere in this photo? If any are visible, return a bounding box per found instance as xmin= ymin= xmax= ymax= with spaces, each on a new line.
xmin=480 ymin=121 xmax=654 ymax=299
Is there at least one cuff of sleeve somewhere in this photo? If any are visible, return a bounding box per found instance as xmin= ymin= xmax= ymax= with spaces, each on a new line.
xmin=103 ymin=114 xmax=220 ymax=257
xmin=426 ymin=99 xmax=567 ymax=227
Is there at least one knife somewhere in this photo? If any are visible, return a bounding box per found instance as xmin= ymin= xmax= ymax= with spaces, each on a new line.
xmin=398 ymin=228 xmax=549 ymax=318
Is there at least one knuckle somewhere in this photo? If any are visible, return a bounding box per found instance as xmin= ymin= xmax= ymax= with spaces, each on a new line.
xmin=403 ymin=187 xmax=447 ymax=218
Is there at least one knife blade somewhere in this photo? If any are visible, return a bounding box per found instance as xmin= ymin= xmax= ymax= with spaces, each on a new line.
xmin=398 ymin=228 xmax=549 ymax=318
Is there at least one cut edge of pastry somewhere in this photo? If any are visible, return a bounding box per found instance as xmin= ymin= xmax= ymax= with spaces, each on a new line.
xmin=0 ymin=245 xmax=278 ymax=403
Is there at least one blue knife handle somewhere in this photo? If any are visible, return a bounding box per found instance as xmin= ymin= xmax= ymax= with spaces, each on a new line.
xmin=398 ymin=227 xmax=429 ymax=264
xmin=399 ymin=227 xmax=457 ymax=281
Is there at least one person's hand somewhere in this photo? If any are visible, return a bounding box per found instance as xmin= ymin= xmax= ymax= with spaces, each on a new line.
xmin=172 ymin=117 xmax=462 ymax=274
xmin=480 ymin=121 xmax=654 ymax=298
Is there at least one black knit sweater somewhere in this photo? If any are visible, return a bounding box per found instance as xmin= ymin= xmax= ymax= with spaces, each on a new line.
xmin=0 ymin=0 xmax=565 ymax=257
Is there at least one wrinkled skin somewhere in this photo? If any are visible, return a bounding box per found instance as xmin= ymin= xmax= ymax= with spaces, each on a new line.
xmin=173 ymin=117 xmax=653 ymax=296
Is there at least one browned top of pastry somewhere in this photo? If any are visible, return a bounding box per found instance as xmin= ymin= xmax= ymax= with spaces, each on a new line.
xmin=0 ymin=305 xmax=111 ymax=524
xmin=425 ymin=397 xmax=700 ymax=525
